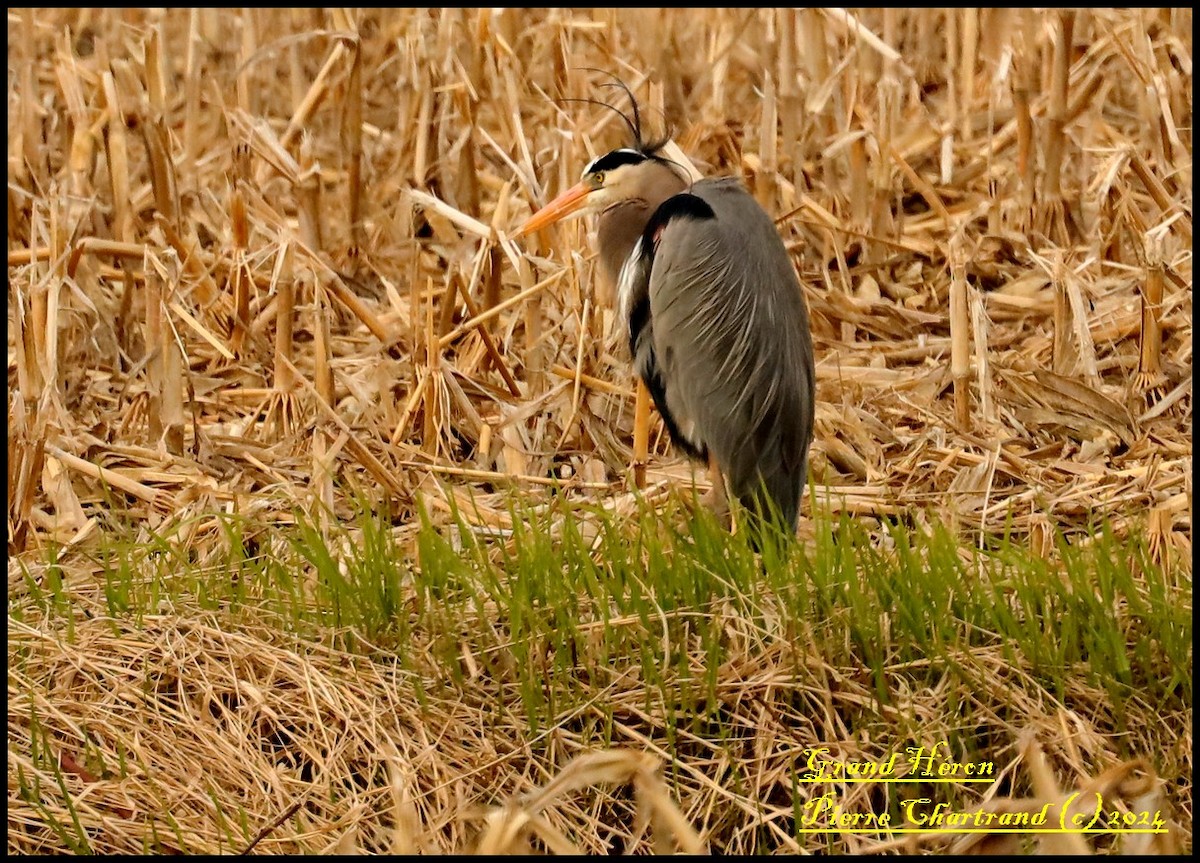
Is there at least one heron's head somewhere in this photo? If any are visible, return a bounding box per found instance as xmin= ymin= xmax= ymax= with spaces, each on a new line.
xmin=517 ymin=148 xmax=685 ymax=236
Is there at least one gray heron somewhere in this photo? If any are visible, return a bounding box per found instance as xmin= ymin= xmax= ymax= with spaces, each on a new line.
xmin=517 ymin=85 xmax=814 ymax=534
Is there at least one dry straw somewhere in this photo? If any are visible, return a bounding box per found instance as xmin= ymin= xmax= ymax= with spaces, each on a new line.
xmin=7 ymin=598 xmax=1186 ymax=854
xmin=9 ymin=7 xmax=1188 ymax=551
xmin=5 ymin=6 xmax=1193 ymax=853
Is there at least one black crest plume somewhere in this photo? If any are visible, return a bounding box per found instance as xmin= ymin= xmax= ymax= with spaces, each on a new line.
xmin=559 ymin=69 xmax=671 ymax=156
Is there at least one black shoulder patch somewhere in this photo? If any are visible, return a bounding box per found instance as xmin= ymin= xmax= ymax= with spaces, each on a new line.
xmin=584 ymin=148 xmax=647 ymax=174
xmin=642 ymin=194 xmax=716 ymax=249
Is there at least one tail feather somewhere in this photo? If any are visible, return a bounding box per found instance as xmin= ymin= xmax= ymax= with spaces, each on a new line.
xmin=734 ymin=465 xmax=804 ymax=538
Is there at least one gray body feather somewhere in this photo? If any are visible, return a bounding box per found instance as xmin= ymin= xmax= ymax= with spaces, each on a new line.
xmin=628 ymin=177 xmax=814 ymax=530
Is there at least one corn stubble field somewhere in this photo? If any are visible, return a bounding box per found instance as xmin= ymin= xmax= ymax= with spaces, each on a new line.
xmin=6 ymin=7 xmax=1192 ymax=855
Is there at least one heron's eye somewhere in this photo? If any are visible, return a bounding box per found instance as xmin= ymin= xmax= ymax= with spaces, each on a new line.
xmin=590 ymin=171 xmax=605 ymax=186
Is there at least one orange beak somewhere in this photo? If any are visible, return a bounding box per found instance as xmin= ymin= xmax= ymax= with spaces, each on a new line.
xmin=515 ymin=182 xmax=593 ymax=237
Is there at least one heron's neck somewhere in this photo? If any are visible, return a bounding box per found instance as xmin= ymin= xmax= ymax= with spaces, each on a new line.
xmin=596 ymin=164 xmax=689 ymax=287
xmin=597 ymin=200 xmax=653 ymax=287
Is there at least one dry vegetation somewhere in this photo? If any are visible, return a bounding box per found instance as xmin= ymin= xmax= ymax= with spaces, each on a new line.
xmin=6 ymin=7 xmax=1192 ymax=855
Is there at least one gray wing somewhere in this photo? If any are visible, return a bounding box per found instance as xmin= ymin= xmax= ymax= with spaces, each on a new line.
xmin=644 ymin=177 xmax=815 ymax=527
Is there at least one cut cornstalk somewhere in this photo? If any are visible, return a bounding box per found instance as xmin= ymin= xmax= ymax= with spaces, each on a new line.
xmin=949 ymin=235 xmax=972 ymax=429
xmin=1051 ymin=258 xmax=1077 ymax=377
xmin=145 ymin=258 xmax=165 ymax=443
xmin=423 ymin=276 xmax=439 ymax=457
xmin=1137 ymin=252 xmax=1166 ymax=390
xmin=756 ymin=71 xmax=778 ymax=211
xmin=273 ymin=244 xmax=297 ymax=394
xmin=297 ymin=133 xmax=322 ymax=253
xmin=344 ymin=28 xmax=364 ymax=254
xmin=313 ymin=274 xmax=334 ymax=406
xmin=1043 ymin=10 xmax=1074 ymax=203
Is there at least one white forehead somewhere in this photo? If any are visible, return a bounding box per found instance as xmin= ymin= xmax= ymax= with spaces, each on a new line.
xmin=582 ymin=148 xmax=643 ymax=176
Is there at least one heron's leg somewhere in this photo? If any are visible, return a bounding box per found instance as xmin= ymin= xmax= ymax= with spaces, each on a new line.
xmin=702 ymin=451 xmax=731 ymax=529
